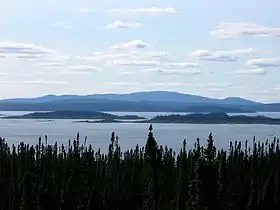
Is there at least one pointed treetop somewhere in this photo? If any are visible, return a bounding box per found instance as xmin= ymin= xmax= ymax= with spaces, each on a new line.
xmin=111 ymin=131 xmax=115 ymax=140
xmin=149 ymin=124 xmax=153 ymax=132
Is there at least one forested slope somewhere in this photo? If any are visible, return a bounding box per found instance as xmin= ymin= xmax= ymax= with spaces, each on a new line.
xmin=0 ymin=126 xmax=280 ymax=209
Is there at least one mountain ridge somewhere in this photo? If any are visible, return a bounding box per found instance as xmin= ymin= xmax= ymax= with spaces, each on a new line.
xmin=0 ymin=91 xmax=278 ymax=112
xmin=0 ymin=91 xmax=262 ymax=105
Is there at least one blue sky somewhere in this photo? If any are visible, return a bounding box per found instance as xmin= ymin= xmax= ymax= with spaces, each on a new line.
xmin=0 ymin=0 xmax=279 ymax=102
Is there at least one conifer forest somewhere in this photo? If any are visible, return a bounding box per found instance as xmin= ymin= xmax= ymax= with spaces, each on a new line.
xmin=1 ymin=125 xmax=280 ymax=210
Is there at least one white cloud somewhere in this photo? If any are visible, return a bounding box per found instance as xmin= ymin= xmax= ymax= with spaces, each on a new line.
xmin=212 ymin=22 xmax=280 ymax=38
xmin=136 ymin=51 xmax=169 ymax=59
xmin=110 ymin=40 xmax=148 ymax=50
xmin=165 ymin=62 xmax=202 ymax=69
xmin=191 ymin=50 xmax=236 ymax=61
xmin=246 ymin=57 xmax=280 ymax=68
xmin=119 ymin=71 xmax=135 ymax=75
xmin=143 ymin=67 xmax=201 ymax=75
xmin=2 ymin=80 xmax=14 ymax=84
xmin=190 ymin=48 xmax=267 ymax=62
xmin=34 ymin=62 xmax=63 ymax=69
xmin=58 ymin=70 xmax=91 ymax=76
xmin=51 ymin=65 xmax=97 ymax=76
xmin=235 ymin=68 xmax=267 ymax=75
xmin=22 ymin=80 xmax=70 ymax=85
xmin=0 ymin=42 xmax=53 ymax=59
xmin=73 ymin=8 xmax=95 ymax=14
xmin=69 ymin=65 xmax=99 ymax=71
xmin=105 ymin=21 xmax=145 ymax=29
xmin=0 ymin=72 xmax=8 ymax=76
xmin=105 ymin=7 xmax=178 ymax=16
xmin=42 ymin=55 xmax=71 ymax=63
xmin=76 ymin=53 xmax=127 ymax=62
xmin=197 ymin=83 xmax=232 ymax=88
xmin=34 ymin=64 xmax=99 ymax=74
xmin=142 ymin=68 xmax=162 ymax=73
xmin=151 ymin=82 xmax=189 ymax=87
xmin=162 ymin=69 xmax=201 ymax=75
xmin=77 ymin=51 xmax=168 ymax=63
xmin=14 ymin=55 xmax=39 ymax=60
xmin=53 ymin=22 xmax=73 ymax=29
xmin=110 ymin=60 xmax=160 ymax=67
xmin=105 ymin=81 xmax=138 ymax=86
xmin=272 ymin=85 xmax=280 ymax=91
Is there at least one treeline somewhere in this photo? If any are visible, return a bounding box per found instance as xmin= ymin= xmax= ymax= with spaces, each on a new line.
xmin=0 ymin=125 xmax=280 ymax=209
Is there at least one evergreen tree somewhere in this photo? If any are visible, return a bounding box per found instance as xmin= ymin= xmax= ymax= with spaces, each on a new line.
xmin=0 ymin=129 xmax=280 ymax=209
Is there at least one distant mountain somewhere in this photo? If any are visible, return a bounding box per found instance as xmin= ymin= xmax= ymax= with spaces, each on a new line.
xmin=221 ymin=97 xmax=259 ymax=105
xmin=1 ymin=94 xmax=85 ymax=103
xmin=87 ymin=91 xmax=218 ymax=104
xmin=0 ymin=100 xmax=255 ymax=113
xmin=1 ymin=91 xmax=261 ymax=105
xmin=0 ymin=91 xmax=278 ymax=113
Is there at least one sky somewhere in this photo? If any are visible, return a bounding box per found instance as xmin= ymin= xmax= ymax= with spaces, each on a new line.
xmin=0 ymin=0 xmax=279 ymax=102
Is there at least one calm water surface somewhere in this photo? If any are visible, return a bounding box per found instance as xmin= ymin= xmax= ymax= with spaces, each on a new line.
xmin=0 ymin=111 xmax=279 ymax=152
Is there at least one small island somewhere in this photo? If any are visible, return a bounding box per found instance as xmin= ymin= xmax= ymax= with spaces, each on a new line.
xmin=2 ymin=110 xmax=146 ymax=120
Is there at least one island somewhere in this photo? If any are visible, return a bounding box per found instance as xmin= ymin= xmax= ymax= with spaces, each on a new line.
xmin=2 ymin=110 xmax=146 ymax=120
xmin=75 ymin=119 xmax=125 ymax=123
xmin=145 ymin=112 xmax=280 ymax=124
xmin=3 ymin=111 xmax=280 ymax=125
xmin=76 ymin=112 xmax=280 ymax=125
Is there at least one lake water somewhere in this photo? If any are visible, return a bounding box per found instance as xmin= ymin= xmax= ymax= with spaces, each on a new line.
xmin=0 ymin=111 xmax=280 ymax=153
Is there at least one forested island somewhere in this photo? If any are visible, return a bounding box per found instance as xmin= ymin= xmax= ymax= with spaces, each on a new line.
xmin=148 ymin=112 xmax=280 ymax=124
xmin=2 ymin=110 xmax=145 ymax=120
xmin=0 ymin=126 xmax=280 ymax=209
xmin=4 ymin=111 xmax=280 ymax=124
xmin=90 ymin=112 xmax=280 ymax=124
xmin=78 ymin=112 xmax=280 ymax=124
